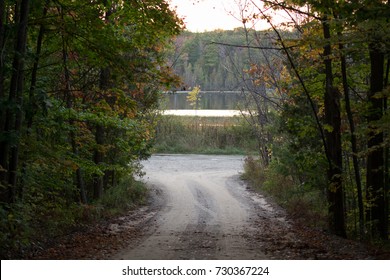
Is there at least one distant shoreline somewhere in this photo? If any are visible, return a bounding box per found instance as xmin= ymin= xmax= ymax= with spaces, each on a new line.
xmin=161 ymin=109 xmax=244 ymax=117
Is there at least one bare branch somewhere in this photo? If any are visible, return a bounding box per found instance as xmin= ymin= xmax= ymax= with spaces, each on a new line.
xmin=252 ymin=0 xmax=331 ymax=168
xmin=207 ymin=41 xmax=297 ymax=51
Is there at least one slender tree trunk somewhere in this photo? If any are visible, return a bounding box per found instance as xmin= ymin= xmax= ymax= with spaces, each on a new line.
xmin=93 ymin=124 xmax=104 ymax=200
xmin=18 ymin=1 xmax=50 ymax=201
xmin=72 ymin=136 xmax=88 ymax=204
xmin=0 ymin=0 xmax=8 ymax=197
xmin=323 ymin=18 xmax=346 ymax=237
xmin=93 ymin=1 xmax=112 ymax=197
xmin=0 ymin=0 xmax=5 ymax=101
xmin=92 ymin=66 xmax=111 ymax=200
xmin=384 ymin=57 xmax=389 ymax=240
xmin=338 ymin=35 xmax=365 ymax=238
xmin=5 ymin=0 xmax=30 ymax=200
xmin=366 ymin=45 xmax=386 ymax=240
xmin=59 ymin=6 xmax=87 ymax=204
xmin=384 ymin=0 xmax=390 ymax=227
xmin=27 ymin=1 xmax=49 ymax=129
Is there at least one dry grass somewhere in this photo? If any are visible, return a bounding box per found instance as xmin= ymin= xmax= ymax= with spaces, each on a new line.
xmin=154 ymin=115 xmax=258 ymax=154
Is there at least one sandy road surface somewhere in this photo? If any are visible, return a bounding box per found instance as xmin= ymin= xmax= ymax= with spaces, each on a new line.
xmin=31 ymin=154 xmax=377 ymax=260
xmin=113 ymin=154 xmax=281 ymax=260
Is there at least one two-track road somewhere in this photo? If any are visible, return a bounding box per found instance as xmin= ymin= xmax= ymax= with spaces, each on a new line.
xmin=113 ymin=154 xmax=284 ymax=260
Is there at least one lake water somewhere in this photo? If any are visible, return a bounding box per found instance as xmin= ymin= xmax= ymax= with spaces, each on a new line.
xmin=162 ymin=109 xmax=242 ymax=117
xmin=161 ymin=91 xmax=244 ymax=117
xmin=163 ymin=91 xmax=243 ymax=110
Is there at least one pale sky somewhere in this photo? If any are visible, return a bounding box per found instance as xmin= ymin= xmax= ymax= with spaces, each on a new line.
xmin=169 ymin=0 xmax=247 ymax=32
xmin=169 ymin=0 xmax=288 ymax=32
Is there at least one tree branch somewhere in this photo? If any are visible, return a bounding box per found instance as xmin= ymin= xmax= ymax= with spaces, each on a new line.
xmin=207 ymin=41 xmax=297 ymax=51
xmin=261 ymin=0 xmax=321 ymax=20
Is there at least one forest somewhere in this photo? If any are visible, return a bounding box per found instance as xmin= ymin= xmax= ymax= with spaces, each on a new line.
xmin=0 ymin=0 xmax=182 ymax=258
xmin=1 ymin=0 xmax=389 ymax=259
xmin=165 ymin=1 xmax=390 ymax=243
xmin=166 ymin=28 xmax=290 ymax=92
xmin=186 ymin=0 xmax=389 ymax=243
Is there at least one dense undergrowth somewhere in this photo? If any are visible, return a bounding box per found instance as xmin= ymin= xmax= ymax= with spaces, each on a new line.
xmin=242 ymin=156 xmax=329 ymax=230
xmin=0 ymin=176 xmax=147 ymax=259
xmin=242 ymin=156 xmax=390 ymax=256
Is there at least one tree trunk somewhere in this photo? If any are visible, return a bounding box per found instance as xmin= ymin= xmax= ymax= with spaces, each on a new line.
xmin=0 ymin=0 xmax=5 ymax=102
xmin=384 ymin=58 xmax=389 ymax=241
xmin=59 ymin=6 xmax=88 ymax=204
xmin=323 ymin=19 xmax=346 ymax=237
xmin=0 ymin=0 xmax=8 ymax=199
xmin=93 ymin=1 xmax=112 ymax=197
xmin=338 ymin=35 xmax=365 ymax=238
xmin=71 ymin=135 xmax=88 ymax=204
xmin=93 ymin=124 xmax=104 ymax=200
xmin=366 ymin=45 xmax=387 ymax=240
xmin=27 ymin=1 xmax=49 ymax=129
xmin=3 ymin=0 xmax=30 ymax=201
xmin=93 ymin=65 xmax=111 ymax=199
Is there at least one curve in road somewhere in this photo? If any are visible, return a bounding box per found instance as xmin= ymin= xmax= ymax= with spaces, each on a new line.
xmin=114 ymin=154 xmax=275 ymax=260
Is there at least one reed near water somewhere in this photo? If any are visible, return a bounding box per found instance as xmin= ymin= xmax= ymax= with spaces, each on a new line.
xmin=153 ymin=115 xmax=258 ymax=155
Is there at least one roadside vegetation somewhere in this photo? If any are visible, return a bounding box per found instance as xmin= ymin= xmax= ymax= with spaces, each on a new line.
xmin=1 ymin=176 xmax=148 ymax=259
xmin=153 ymin=115 xmax=258 ymax=155
xmin=242 ymin=156 xmax=328 ymax=229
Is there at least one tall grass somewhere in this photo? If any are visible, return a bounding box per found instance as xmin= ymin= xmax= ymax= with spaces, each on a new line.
xmin=98 ymin=175 xmax=147 ymax=217
xmin=153 ymin=115 xmax=258 ymax=154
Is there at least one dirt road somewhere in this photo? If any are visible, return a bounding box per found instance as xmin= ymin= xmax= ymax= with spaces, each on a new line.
xmin=113 ymin=154 xmax=283 ymax=260
xmin=30 ymin=154 xmax=378 ymax=260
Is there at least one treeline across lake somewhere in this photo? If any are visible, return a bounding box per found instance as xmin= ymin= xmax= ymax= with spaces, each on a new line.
xmin=166 ymin=28 xmax=279 ymax=91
